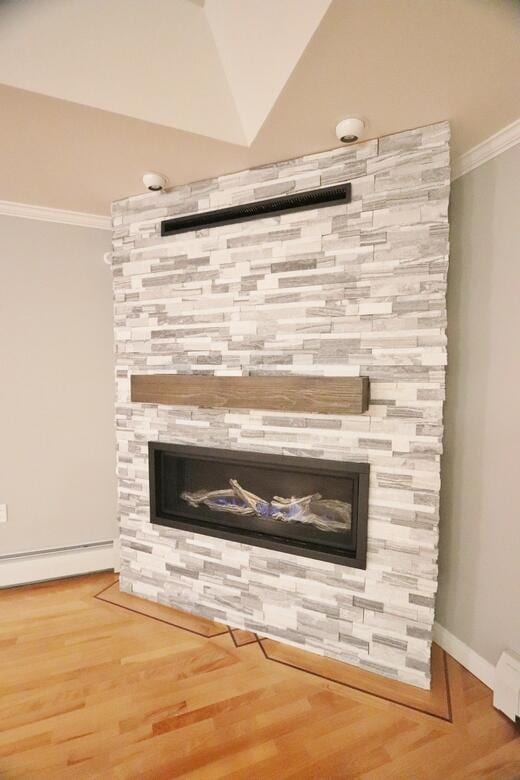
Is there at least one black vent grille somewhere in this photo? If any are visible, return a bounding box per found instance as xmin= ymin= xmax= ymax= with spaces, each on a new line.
xmin=161 ymin=183 xmax=351 ymax=237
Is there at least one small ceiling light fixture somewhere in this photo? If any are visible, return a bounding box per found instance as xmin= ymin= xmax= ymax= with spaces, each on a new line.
xmin=335 ymin=118 xmax=365 ymax=144
xmin=142 ymin=171 xmax=168 ymax=192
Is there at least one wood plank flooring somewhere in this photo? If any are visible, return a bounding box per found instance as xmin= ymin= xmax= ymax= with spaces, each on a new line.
xmin=96 ymin=581 xmax=452 ymax=720
xmin=0 ymin=573 xmax=519 ymax=779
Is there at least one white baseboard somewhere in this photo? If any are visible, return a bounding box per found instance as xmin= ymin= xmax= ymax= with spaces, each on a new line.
xmin=0 ymin=540 xmax=116 ymax=588
xmin=0 ymin=541 xmax=497 ymax=690
xmin=434 ymin=621 xmax=495 ymax=690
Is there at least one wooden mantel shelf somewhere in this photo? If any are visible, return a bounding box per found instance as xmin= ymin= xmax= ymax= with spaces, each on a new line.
xmin=131 ymin=375 xmax=369 ymax=415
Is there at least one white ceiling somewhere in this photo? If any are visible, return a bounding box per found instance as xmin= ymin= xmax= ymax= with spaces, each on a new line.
xmin=204 ymin=0 xmax=331 ymax=143
xmin=0 ymin=0 xmax=519 ymax=215
xmin=0 ymin=0 xmax=331 ymax=145
xmin=0 ymin=0 xmax=245 ymax=143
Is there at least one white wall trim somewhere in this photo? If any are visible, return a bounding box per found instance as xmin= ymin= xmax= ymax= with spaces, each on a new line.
xmin=0 ymin=121 xmax=518 ymax=225
xmin=0 ymin=200 xmax=111 ymax=230
xmin=0 ymin=540 xmax=116 ymax=588
xmin=0 ymin=543 xmax=497 ymax=688
xmin=452 ymin=118 xmax=520 ymax=180
xmin=434 ymin=621 xmax=495 ymax=690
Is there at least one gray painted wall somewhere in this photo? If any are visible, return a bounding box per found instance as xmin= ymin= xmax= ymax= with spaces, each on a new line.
xmin=438 ymin=143 xmax=520 ymax=665
xmin=0 ymin=137 xmax=515 ymax=678
xmin=0 ymin=215 xmax=117 ymax=554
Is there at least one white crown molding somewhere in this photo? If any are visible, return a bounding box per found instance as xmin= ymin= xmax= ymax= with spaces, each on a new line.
xmin=433 ymin=621 xmax=495 ymax=690
xmin=452 ymin=118 xmax=520 ymax=181
xmin=0 ymin=120 xmax=518 ymax=224
xmin=0 ymin=199 xmax=111 ymax=230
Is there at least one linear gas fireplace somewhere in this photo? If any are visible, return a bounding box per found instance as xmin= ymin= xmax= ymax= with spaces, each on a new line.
xmin=149 ymin=443 xmax=369 ymax=569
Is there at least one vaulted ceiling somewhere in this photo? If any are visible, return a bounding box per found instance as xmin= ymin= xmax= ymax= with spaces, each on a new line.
xmin=0 ymin=0 xmax=331 ymax=145
xmin=0 ymin=0 xmax=519 ymax=215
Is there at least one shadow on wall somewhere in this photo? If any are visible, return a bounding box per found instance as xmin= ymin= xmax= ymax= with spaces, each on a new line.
xmin=438 ymin=147 xmax=520 ymax=667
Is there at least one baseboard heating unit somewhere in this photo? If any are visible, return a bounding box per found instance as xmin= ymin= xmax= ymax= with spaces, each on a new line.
xmin=0 ymin=540 xmax=116 ymax=588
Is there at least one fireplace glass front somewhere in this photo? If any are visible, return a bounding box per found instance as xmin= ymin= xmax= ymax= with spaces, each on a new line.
xmin=149 ymin=443 xmax=369 ymax=569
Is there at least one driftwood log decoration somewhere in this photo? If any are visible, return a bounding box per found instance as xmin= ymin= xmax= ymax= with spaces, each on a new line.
xmin=181 ymin=479 xmax=352 ymax=533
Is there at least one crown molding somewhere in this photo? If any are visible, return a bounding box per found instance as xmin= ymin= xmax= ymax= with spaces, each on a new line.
xmin=0 ymin=200 xmax=111 ymax=230
xmin=452 ymin=118 xmax=520 ymax=181
xmin=1 ymin=119 xmax=519 ymax=225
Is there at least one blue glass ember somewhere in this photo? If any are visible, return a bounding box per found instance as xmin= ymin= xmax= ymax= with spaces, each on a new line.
xmin=181 ymin=478 xmax=351 ymax=533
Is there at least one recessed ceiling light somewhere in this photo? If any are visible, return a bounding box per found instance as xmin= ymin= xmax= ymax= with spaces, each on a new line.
xmin=142 ymin=172 xmax=169 ymax=192
xmin=335 ymin=118 xmax=365 ymax=144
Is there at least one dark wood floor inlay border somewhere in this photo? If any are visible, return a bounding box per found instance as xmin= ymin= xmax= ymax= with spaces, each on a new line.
xmin=256 ymin=636 xmax=453 ymax=723
xmin=227 ymin=625 xmax=259 ymax=647
xmin=94 ymin=580 xmax=229 ymax=639
xmin=94 ymin=579 xmax=452 ymax=723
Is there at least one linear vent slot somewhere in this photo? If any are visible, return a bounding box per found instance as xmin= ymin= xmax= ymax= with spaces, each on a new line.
xmin=161 ymin=183 xmax=352 ymax=237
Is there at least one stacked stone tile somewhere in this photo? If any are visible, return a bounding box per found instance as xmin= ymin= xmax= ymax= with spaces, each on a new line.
xmin=111 ymin=121 xmax=450 ymax=689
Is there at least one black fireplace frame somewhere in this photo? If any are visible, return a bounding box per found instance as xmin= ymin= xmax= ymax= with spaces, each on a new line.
xmin=148 ymin=443 xmax=369 ymax=569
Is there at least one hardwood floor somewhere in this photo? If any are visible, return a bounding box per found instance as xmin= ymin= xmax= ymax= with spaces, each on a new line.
xmin=0 ymin=574 xmax=518 ymax=779
xmin=95 ymin=581 xmax=453 ymax=721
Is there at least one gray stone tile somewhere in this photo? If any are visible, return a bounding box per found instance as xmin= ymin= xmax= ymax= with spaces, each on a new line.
xmin=111 ymin=121 xmax=449 ymax=690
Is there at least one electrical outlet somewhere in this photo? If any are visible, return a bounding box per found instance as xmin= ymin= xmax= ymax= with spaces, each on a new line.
xmin=0 ymin=504 xmax=7 ymax=523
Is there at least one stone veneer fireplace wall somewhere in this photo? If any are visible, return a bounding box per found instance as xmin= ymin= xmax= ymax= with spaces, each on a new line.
xmin=111 ymin=121 xmax=450 ymax=689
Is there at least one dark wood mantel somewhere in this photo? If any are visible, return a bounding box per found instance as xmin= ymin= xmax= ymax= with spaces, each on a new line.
xmin=130 ymin=374 xmax=369 ymax=415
